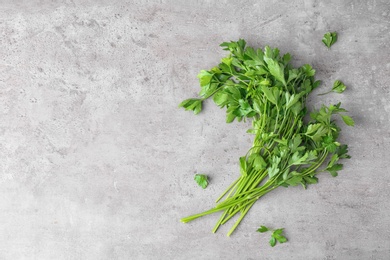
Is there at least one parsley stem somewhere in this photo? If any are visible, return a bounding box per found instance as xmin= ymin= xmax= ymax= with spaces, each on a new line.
xmin=318 ymin=90 xmax=332 ymax=96
xmin=215 ymin=178 xmax=240 ymax=203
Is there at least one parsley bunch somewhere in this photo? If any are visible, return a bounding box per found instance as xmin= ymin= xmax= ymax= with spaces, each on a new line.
xmin=180 ymin=39 xmax=353 ymax=236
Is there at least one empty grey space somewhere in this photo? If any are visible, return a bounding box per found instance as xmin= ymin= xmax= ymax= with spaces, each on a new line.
xmin=0 ymin=0 xmax=389 ymax=259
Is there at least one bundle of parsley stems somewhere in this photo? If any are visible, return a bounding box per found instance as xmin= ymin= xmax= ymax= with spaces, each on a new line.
xmin=179 ymin=39 xmax=353 ymax=236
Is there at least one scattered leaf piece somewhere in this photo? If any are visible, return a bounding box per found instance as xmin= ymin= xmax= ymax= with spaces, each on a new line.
xmin=194 ymin=174 xmax=208 ymax=189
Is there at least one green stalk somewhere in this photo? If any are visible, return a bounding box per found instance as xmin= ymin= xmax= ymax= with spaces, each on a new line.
xmin=215 ymin=178 xmax=240 ymax=203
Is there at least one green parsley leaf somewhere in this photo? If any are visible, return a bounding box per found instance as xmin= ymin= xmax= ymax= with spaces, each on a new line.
xmin=304 ymin=176 xmax=318 ymax=184
xmin=197 ymin=70 xmax=213 ymax=86
xmin=327 ymin=163 xmax=343 ymax=177
xmin=257 ymin=225 xmax=269 ymax=233
xmin=264 ymin=56 xmax=287 ymax=86
xmin=332 ymin=80 xmax=347 ymax=93
xmin=271 ymin=229 xmax=288 ymax=246
xmin=285 ymin=175 xmax=303 ymax=186
xmin=305 ymin=123 xmax=328 ymax=142
xmin=178 ymin=98 xmax=203 ymax=115
xmin=261 ymin=85 xmax=278 ymax=105
xmin=269 ymin=237 xmax=276 ymax=247
xmin=322 ymin=32 xmax=338 ymax=48
xmin=194 ymin=174 xmax=209 ymax=189
xmin=248 ymin=153 xmax=268 ymax=170
xmin=323 ymin=135 xmax=338 ymax=153
xmin=257 ymin=225 xmax=288 ymax=247
xmin=336 ymin=144 xmax=351 ymax=159
xmin=302 ymin=64 xmax=316 ymax=77
xmin=341 ymin=114 xmax=355 ymax=126
xmin=239 ymin=156 xmax=248 ymax=176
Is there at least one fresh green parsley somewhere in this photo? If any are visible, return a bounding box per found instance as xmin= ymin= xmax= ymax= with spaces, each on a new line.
xmin=194 ymin=174 xmax=208 ymax=189
xmin=180 ymin=39 xmax=353 ymax=238
xmin=319 ymin=80 xmax=347 ymax=95
xmin=322 ymin=32 xmax=338 ymax=48
xmin=257 ymin=226 xmax=288 ymax=247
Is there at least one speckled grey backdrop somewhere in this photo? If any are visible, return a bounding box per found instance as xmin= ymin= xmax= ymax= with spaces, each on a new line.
xmin=0 ymin=0 xmax=389 ymax=259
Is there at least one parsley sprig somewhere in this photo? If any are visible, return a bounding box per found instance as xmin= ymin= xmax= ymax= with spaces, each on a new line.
xmin=180 ymin=39 xmax=353 ymax=236
xmin=257 ymin=226 xmax=287 ymax=247
xmin=322 ymin=32 xmax=338 ymax=48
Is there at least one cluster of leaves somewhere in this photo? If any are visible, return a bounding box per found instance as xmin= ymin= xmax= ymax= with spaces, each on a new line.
xmin=180 ymin=39 xmax=353 ymax=238
xmin=257 ymin=226 xmax=287 ymax=247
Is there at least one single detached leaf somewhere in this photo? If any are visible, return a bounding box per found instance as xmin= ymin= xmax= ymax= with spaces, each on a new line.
xmin=178 ymin=98 xmax=203 ymax=115
xmin=322 ymin=32 xmax=338 ymax=48
xmin=332 ymin=80 xmax=347 ymax=93
xmin=194 ymin=174 xmax=208 ymax=189
xmin=341 ymin=114 xmax=355 ymax=126
xmin=257 ymin=225 xmax=269 ymax=233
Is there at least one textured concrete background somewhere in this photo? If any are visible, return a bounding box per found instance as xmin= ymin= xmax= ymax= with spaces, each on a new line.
xmin=0 ymin=0 xmax=389 ymax=259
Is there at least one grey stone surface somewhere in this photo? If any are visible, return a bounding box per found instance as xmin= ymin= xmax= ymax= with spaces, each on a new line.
xmin=0 ymin=0 xmax=389 ymax=259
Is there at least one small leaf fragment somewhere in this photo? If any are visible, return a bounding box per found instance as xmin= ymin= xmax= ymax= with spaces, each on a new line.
xmin=257 ymin=225 xmax=269 ymax=233
xmin=269 ymin=237 xmax=276 ymax=247
xmin=179 ymin=98 xmax=203 ymax=114
xmin=332 ymin=80 xmax=347 ymax=93
xmin=322 ymin=32 xmax=338 ymax=48
xmin=194 ymin=174 xmax=209 ymax=189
